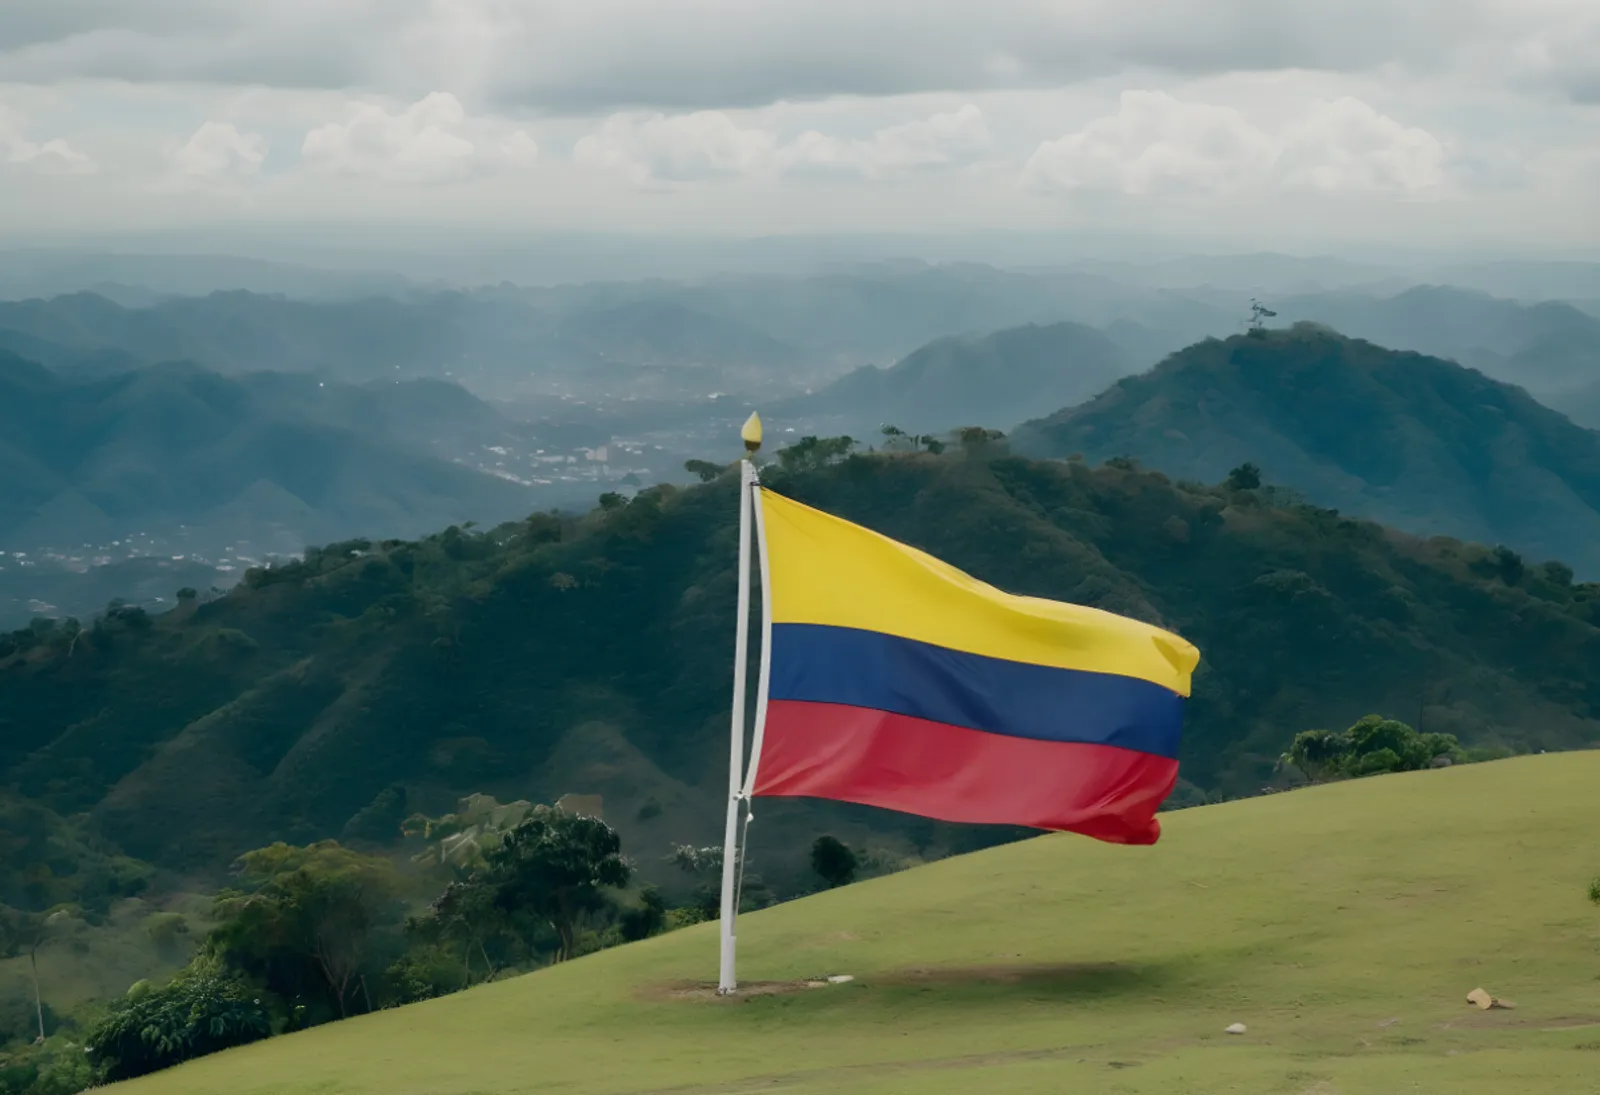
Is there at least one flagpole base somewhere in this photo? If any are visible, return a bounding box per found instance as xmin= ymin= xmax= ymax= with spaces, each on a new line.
xmin=717 ymin=931 xmax=737 ymax=995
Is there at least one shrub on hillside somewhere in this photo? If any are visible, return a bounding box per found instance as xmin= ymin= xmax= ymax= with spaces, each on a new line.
xmin=811 ymin=836 xmax=859 ymax=889
xmin=85 ymin=961 xmax=271 ymax=1083
xmin=0 ymin=1032 xmax=96 ymax=1095
xmin=1282 ymin=716 xmax=1465 ymax=784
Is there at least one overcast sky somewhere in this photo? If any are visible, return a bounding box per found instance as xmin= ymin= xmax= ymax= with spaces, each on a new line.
xmin=1 ymin=0 xmax=1596 ymax=255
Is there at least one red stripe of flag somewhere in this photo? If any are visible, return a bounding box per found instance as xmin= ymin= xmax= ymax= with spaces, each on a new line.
xmin=752 ymin=699 xmax=1179 ymax=844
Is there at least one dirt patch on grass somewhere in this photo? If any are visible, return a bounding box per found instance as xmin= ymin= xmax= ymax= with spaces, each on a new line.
xmin=644 ymin=961 xmax=1162 ymax=1004
xmin=1439 ymin=1013 xmax=1600 ymax=1031
xmin=875 ymin=961 xmax=1130 ymax=986
xmin=639 ymin=979 xmax=841 ymax=1002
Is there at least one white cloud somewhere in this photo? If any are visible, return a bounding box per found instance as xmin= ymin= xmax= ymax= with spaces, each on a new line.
xmin=1025 ymin=90 xmax=1451 ymax=196
xmin=1024 ymin=91 xmax=1276 ymax=194
xmin=10 ymin=136 xmax=95 ymax=174
xmin=172 ymin=121 xmax=267 ymax=178
xmin=0 ymin=105 xmax=94 ymax=174
xmin=576 ymin=104 xmax=992 ymax=184
xmin=783 ymin=105 xmax=991 ymax=178
xmin=297 ymin=91 xmax=537 ymax=180
xmin=1501 ymin=8 xmax=1600 ymax=101
xmin=573 ymin=111 xmax=777 ymax=184
xmin=1276 ymin=97 xmax=1446 ymax=192
xmin=302 ymin=92 xmax=478 ymax=178
xmin=5 ymin=1 xmax=1598 ymax=110
xmin=498 ymin=129 xmax=539 ymax=165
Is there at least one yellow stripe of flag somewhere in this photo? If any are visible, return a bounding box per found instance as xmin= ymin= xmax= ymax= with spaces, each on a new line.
xmin=759 ymin=488 xmax=1199 ymax=696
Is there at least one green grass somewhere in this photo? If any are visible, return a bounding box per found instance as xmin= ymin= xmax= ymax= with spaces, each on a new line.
xmin=122 ymin=753 xmax=1600 ymax=1094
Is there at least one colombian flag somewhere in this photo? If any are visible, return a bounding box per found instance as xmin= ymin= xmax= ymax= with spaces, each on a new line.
xmin=749 ymin=488 xmax=1200 ymax=845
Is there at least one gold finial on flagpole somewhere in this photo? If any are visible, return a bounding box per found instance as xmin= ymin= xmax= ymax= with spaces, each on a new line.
xmin=741 ymin=411 xmax=763 ymax=454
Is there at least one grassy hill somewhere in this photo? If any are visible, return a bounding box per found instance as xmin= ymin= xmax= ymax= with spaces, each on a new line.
xmin=110 ymin=751 xmax=1600 ymax=1095
xmin=2 ymin=444 xmax=1596 ymax=887
xmin=1011 ymin=324 xmax=1600 ymax=577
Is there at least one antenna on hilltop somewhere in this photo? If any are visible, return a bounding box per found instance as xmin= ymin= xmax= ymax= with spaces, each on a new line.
xmin=1247 ymin=298 xmax=1277 ymax=337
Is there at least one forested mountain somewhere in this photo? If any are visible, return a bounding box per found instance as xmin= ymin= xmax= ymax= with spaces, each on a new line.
xmin=3 ymin=443 xmax=1595 ymax=890
xmin=1012 ymin=325 xmax=1600 ymax=576
xmin=779 ymin=322 xmax=1133 ymax=435
xmin=1272 ymin=286 xmax=1600 ymax=398
xmin=0 ymin=351 xmax=536 ymax=557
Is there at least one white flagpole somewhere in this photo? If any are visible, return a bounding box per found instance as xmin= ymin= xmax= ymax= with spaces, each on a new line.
xmin=717 ymin=457 xmax=757 ymax=995
xmin=741 ymin=477 xmax=774 ymax=801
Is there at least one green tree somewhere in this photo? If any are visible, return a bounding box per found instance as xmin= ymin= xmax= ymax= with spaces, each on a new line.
xmin=405 ymin=878 xmax=512 ymax=985
xmin=811 ymin=836 xmax=858 ymax=889
xmin=668 ymin=844 xmax=723 ymax=921
xmin=0 ymin=908 xmax=53 ymax=1044
xmin=1491 ymin=545 xmax=1525 ymax=586
xmin=1227 ymin=462 xmax=1262 ymax=490
xmin=684 ymin=459 xmax=726 ymax=483
xmin=1588 ymin=877 xmax=1600 ymax=907
xmin=86 ymin=957 xmax=272 ymax=1083
xmin=1281 ymin=716 xmax=1463 ymax=783
xmin=1282 ymin=728 xmax=1350 ymax=783
xmin=618 ymin=886 xmax=668 ymax=942
xmin=209 ymin=841 xmax=405 ymax=1020
xmin=479 ymin=807 xmax=631 ymax=962
xmin=776 ymin=436 xmax=856 ymax=472
xmin=956 ymin=426 xmax=1004 ymax=452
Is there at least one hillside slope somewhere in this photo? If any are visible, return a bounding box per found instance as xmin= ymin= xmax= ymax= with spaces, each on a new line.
xmin=113 ymin=751 xmax=1600 ymax=1095
xmin=3 ymin=447 xmax=1596 ymax=882
xmin=1012 ymin=325 xmax=1600 ymax=576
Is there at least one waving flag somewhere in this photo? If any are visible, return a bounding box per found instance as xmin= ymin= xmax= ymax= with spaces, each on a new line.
xmin=747 ymin=488 xmax=1199 ymax=845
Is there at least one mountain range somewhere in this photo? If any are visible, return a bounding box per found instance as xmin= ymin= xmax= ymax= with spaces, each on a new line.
xmin=1012 ymin=324 xmax=1600 ymax=576
xmin=0 ymin=351 xmax=538 ymax=558
xmin=2 ymin=444 xmax=1595 ymax=890
xmin=0 ymin=289 xmax=814 ymax=402
xmin=3 ymin=273 xmax=1595 ymax=410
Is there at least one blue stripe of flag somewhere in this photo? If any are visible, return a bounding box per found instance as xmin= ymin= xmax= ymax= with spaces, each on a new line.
xmin=768 ymin=623 xmax=1184 ymax=760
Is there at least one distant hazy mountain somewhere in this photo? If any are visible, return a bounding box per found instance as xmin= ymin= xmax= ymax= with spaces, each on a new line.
xmin=0 ymin=249 xmax=417 ymax=302
xmin=558 ymin=300 xmax=802 ymax=370
xmin=0 ymin=289 xmax=818 ymax=401
xmin=0 ymin=351 xmax=537 ymax=557
xmin=1272 ymin=286 xmax=1600 ymax=396
xmin=1422 ymin=261 xmax=1600 ymax=304
xmin=4 ymin=275 xmax=1592 ymax=422
xmin=1012 ymin=324 xmax=1600 ymax=575
xmin=672 ymin=264 xmax=1138 ymax=367
xmin=1063 ymin=252 xmax=1398 ymax=294
xmin=782 ymin=321 xmax=1133 ymax=435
